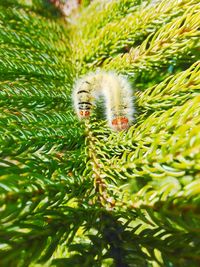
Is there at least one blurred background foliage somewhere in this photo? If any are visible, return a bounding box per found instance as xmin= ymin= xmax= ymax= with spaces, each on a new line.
xmin=0 ymin=0 xmax=200 ymax=266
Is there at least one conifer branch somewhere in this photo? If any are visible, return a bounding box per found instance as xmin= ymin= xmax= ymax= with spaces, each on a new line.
xmin=1 ymin=0 xmax=200 ymax=266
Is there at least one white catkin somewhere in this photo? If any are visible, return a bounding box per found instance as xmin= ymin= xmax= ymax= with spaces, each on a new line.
xmin=72 ymin=71 xmax=135 ymax=131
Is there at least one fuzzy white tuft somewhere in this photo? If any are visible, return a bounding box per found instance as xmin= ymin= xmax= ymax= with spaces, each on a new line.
xmin=72 ymin=72 xmax=102 ymax=119
xmin=72 ymin=71 xmax=134 ymax=131
xmin=101 ymin=72 xmax=134 ymax=131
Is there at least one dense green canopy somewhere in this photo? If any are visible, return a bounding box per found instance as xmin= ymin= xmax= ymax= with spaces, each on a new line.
xmin=0 ymin=0 xmax=200 ymax=266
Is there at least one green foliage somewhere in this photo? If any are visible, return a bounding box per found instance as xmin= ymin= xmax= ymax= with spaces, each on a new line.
xmin=0 ymin=0 xmax=200 ymax=266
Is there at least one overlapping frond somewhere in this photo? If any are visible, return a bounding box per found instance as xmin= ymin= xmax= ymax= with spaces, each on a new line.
xmin=1 ymin=0 xmax=200 ymax=266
